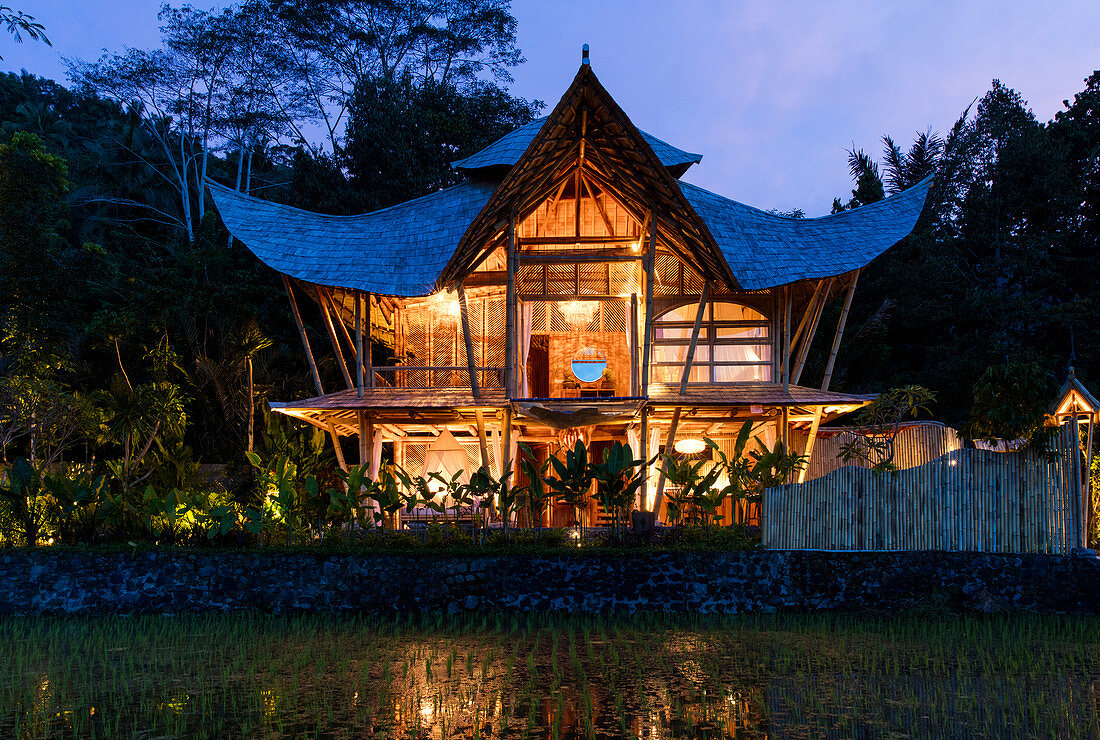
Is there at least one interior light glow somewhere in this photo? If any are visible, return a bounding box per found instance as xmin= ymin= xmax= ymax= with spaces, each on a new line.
xmin=674 ymin=438 xmax=707 ymax=455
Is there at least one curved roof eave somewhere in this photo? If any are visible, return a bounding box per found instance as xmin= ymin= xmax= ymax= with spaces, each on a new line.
xmin=207 ymin=178 xmax=498 ymax=297
xmin=682 ymin=175 xmax=934 ymax=290
xmin=451 ymin=116 xmax=703 ymax=172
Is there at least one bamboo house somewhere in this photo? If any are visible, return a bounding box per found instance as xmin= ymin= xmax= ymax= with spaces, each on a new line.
xmin=208 ymin=49 xmax=933 ymax=527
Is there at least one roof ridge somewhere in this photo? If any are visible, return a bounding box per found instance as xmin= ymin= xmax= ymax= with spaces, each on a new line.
xmin=205 ymin=177 xmax=493 ymax=222
xmin=678 ymin=174 xmax=934 ymax=223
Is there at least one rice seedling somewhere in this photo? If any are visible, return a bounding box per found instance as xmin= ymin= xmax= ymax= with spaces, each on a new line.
xmin=1 ymin=612 xmax=1100 ymax=738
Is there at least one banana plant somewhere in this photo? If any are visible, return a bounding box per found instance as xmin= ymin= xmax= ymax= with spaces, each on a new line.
xmin=463 ymin=465 xmax=513 ymax=543
xmin=429 ymin=469 xmax=468 ymax=523
xmin=546 ymin=440 xmax=593 ymax=538
xmin=590 ymin=442 xmax=653 ymax=541
xmin=514 ymin=444 xmax=552 ymax=537
xmin=365 ymin=465 xmax=406 ymax=530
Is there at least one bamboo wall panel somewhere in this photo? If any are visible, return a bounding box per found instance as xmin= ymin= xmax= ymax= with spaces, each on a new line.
xmin=764 ymin=423 xmax=1083 ymax=553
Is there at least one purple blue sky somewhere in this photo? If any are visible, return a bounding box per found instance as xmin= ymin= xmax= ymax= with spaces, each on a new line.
xmin=4 ymin=0 xmax=1099 ymax=214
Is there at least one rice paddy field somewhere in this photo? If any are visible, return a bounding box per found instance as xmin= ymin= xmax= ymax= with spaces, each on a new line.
xmin=2 ymin=611 xmax=1100 ymax=738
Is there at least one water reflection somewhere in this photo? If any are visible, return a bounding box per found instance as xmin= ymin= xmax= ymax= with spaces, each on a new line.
xmin=6 ymin=619 xmax=1100 ymax=738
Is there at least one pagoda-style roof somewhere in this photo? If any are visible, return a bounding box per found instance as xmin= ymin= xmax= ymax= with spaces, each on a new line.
xmin=451 ymin=116 xmax=703 ymax=175
xmin=208 ymin=61 xmax=933 ymax=298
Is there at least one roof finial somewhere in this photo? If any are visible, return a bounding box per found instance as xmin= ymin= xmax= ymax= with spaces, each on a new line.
xmin=581 ymin=43 xmax=589 ymax=65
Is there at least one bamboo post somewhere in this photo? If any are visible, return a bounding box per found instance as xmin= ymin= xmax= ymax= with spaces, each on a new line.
xmin=358 ymin=411 xmax=369 ymax=467
xmin=821 ymin=269 xmax=860 ymax=392
xmin=505 ymin=211 xmax=517 ymax=396
xmin=501 ymin=406 xmax=513 ymax=485
xmin=1086 ymin=414 xmax=1095 ymax=548
xmin=458 ymin=284 xmax=480 ymax=398
xmin=640 ymin=406 xmax=649 ymax=511
xmin=323 ymin=288 xmax=358 ymax=369
xmin=316 ymin=285 xmax=354 ymax=389
xmin=365 ymin=294 xmax=373 ymax=388
xmin=641 ymin=212 xmax=657 ymax=396
xmin=679 ymin=284 xmax=710 ymax=395
xmin=327 ymin=422 xmax=348 ymax=472
xmin=355 ymin=292 xmax=364 ymax=398
xmin=797 ymin=407 xmax=823 ymax=484
xmin=283 ymin=275 xmax=324 ymax=397
xmin=790 ymin=279 xmax=825 ymax=353
xmin=474 ymin=409 xmax=491 ymax=471
xmin=630 ymin=293 xmax=640 ymax=396
xmin=652 ymin=407 xmax=682 ymax=519
xmin=792 ymin=278 xmax=832 ymax=385
xmin=782 ymin=286 xmax=792 ymax=393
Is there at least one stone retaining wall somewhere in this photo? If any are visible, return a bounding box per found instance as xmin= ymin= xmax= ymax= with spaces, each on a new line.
xmin=1 ymin=549 xmax=1098 ymax=615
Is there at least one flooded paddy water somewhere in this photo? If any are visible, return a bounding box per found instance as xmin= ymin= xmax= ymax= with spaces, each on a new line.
xmin=2 ymin=611 xmax=1099 ymax=738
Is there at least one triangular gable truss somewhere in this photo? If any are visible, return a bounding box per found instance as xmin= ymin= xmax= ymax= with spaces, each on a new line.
xmin=438 ymin=64 xmax=739 ymax=291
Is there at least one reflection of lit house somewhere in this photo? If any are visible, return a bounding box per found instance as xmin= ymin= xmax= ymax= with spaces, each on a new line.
xmin=208 ymin=50 xmax=931 ymax=525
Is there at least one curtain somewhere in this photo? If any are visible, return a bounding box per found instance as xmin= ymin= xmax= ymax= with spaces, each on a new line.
xmin=624 ymin=297 xmax=636 ymax=395
xmin=521 ymin=302 xmax=533 ymax=397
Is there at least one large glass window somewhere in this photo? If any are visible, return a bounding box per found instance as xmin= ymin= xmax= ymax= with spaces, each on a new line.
xmin=651 ymin=302 xmax=772 ymax=384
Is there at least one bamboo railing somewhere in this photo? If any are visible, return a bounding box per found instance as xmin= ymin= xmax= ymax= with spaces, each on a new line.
xmin=763 ymin=423 xmax=1083 ymax=553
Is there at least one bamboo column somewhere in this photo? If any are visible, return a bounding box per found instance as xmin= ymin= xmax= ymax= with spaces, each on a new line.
xmin=474 ymin=409 xmax=491 ymax=471
xmin=652 ymin=283 xmax=710 ymax=517
xmin=364 ymin=294 xmax=373 ymax=388
xmin=355 ymin=292 xmax=364 ymax=398
xmin=821 ymin=269 xmax=860 ymax=391
xmin=782 ymin=286 xmax=792 ymax=393
xmin=505 ymin=211 xmax=517 ymax=396
xmin=792 ymin=278 xmax=832 ymax=385
xmin=283 ymin=275 xmax=323 ymax=397
xmin=316 ymin=285 xmax=354 ymax=389
xmin=458 ymin=284 xmax=480 ymax=397
xmin=630 ymin=293 xmax=640 ymax=397
xmin=641 ymin=212 xmax=657 ymax=396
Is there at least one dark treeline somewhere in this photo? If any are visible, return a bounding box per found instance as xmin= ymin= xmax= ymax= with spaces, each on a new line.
xmin=809 ymin=74 xmax=1100 ymax=440
xmin=0 ymin=1 xmax=540 ymax=539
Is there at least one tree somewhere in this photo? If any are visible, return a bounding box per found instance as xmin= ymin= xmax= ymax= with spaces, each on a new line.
xmin=0 ymin=131 xmax=69 ymax=336
xmin=238 ymin=0 xmax=527 ymax=156
xmin=0 ymin=5 xmax=49 ymax=59
xmin=342 ymin=72 xmax=540 ymax=209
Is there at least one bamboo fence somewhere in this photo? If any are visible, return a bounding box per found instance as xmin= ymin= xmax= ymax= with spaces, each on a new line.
xmin=763 ymin=423 xmax=1083 ymax=553
xmin=799 ymin=422 xmax=963 ymax=480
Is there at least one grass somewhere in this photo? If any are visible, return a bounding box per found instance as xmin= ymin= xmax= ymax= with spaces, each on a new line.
xmin=1 ymin=612 xmax=1098 ymax=738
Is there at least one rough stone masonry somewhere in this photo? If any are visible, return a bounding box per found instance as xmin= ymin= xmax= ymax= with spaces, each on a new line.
xmin=1 ymin=550 xmax=1098 ymax=615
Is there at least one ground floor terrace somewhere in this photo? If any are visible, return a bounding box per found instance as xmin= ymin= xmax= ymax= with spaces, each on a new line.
xmin=270 ymin=382 xmax=869 ymax=529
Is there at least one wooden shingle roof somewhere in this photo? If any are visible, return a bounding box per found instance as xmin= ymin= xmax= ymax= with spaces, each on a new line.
xmin=207 ymin=178 xmax=496 ymax=297
xmin=681 ymin=176 xmax=933 ymax=290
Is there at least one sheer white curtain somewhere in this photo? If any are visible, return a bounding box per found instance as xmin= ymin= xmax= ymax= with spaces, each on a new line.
xmin=625 ymin=298 xmax=634 ymax=394
xmin=520 ymin=302 xmax=533 ymax=397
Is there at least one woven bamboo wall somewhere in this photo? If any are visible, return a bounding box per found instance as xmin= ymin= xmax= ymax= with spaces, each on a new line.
xmin=764 ymin=423 xmax=1083 ymax=553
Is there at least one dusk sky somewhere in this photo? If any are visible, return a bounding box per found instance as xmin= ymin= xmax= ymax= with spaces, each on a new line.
xmin=4 ymin=0 xmax=1098 ymax=215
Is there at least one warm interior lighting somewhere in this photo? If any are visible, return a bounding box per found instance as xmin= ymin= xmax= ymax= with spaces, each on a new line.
xmin=561 ymin=300 xmax=595 ymax=329
xmin=632 ymin=240 xmax=641 ymax=252
xmin=431 ymin=291 xmax=460 ymax=322
xmin=674 ymin=438 xmax=707 ymax=455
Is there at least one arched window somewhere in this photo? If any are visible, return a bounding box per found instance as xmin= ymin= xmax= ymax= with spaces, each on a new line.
xmin=651 ymin=302 xmax=772 ymax=384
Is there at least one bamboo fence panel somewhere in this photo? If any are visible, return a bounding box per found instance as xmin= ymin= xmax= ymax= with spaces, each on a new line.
xmin=801 ymin=423 xmax=963 ymax=480
xmin=763 ymin=424 xmax=1082 ymax=553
